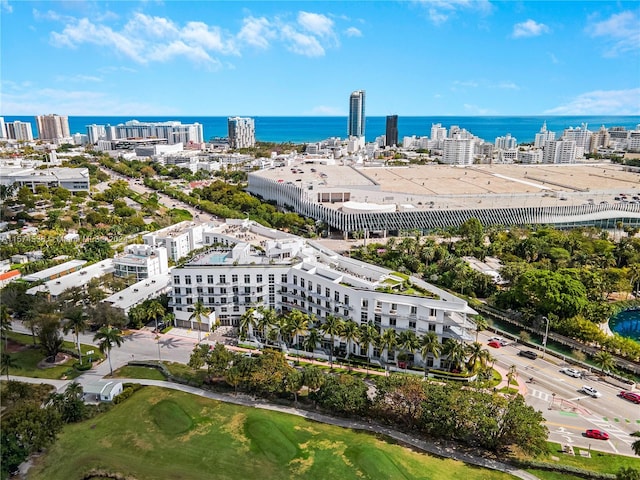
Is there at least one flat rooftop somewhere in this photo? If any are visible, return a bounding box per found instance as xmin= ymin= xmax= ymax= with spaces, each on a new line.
xmin=252 ymin=163 xmax=640 ymax=211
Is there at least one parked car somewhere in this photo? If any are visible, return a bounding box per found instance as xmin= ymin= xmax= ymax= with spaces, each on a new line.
xmin=585 ymin=429 xmax=609 ymax=440
xmin=518 ymin=350 xmax=538 ymax=360
xmin=618 ymin=391 xmax=640 ymax=404
xmin=580 ymin=386 xmax=602 ymax=398
xmin=489 ymin=336 xmax=509 ymax=346
xmin=560 ymin=367 xmax=582 ymax=378
xmin=488 ymin=340 xmax=502 ymax=348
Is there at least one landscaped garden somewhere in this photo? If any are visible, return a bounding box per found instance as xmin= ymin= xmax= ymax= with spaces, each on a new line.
xmin=28 ymin=386 xmax=514 ymax=480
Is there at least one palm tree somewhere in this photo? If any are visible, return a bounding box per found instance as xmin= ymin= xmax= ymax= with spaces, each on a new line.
xmin=62 ymin=307 xmax=89 ymax=365
xmin=1 ymin=352 xmax=17 ymax=380
xmin=465 ymin=342 xmax=485 ymax=372
xmin=397 ymin=330 xmax=419 ymax=372
xmin=320 ymin=315 xmax=344 ymax=369
xmin=239 ymin=307 xmax=257 ymax=340
xmin=592 ymin=350 xmax=615 ymax=374
xmin=285 ymin=309 xmax=309 ymax=349
xmin=632 ymin=432 xmax=640 ymax=456
xmin=442 ymin=339 xmax=467 ymax=372
xmin=0 ymin=305 xmax=12 ymax=351
xmin=256 ymin=306 xmax=277 ymax=342
xmin=189 ymin=300 xmax=211 ymax=343
xmin=93 ymin=325 xmax=124 ymax=376
xmin=65 ymin=381 xmax=84 ymax=400
xmin=302 ymin=328 xmax=322 ymax=360
xmin=341 ymin=320 xmax=360 ymax=369
xmin=378 ymin=328 xmax=398 ymax=367
xmin=358 ymin=322 xmax=379 ymax=375
xmin=473 ymin=315 xmax=488 ymax=342
xmin=419 ymin=332 xmax=442 ymax=377
xmin=145 ymin=300 xmax=166 ymax=333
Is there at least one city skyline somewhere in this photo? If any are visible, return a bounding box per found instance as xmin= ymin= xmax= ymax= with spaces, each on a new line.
xmin=1 ymin=1 xmax=639 ymax=116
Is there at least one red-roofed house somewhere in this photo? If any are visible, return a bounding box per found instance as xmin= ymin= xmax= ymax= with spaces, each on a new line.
xmin=0 ymin=270 xmax=21 ymax=288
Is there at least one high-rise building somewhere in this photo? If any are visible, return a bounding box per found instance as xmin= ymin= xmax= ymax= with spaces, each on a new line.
xmin=348 ymin=90 xmax=366 ymax=138
xmin=227 ymin=117 xmax=255 ymax=149
xmin=495 ymin=133 xmax=517 ymax=150
xmin=590 ymin=125 xmax=610 ymax=153
xmin=543 ymin=140 xmax=576 ymax=164
xmin=6 ymin=121 xmax=34 ymax=141
xmin=0 ymin=117 xmax=6 ymax=139
xmin=86 ymin=124 xmax=107 ymax=144
xmin=35 ymin=114 xmax=70 ymax=140
xmin=114 ymin=120 xmax=203 ymax=145
xmin=534 ymin=122 xmax=555 ymax=148
xmin=385 ymin=115 xmax=398 ymax=147
xmin=442 ymin=136 xmax=475 ymax=165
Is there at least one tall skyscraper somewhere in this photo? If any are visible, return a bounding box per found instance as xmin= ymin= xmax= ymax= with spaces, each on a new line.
xmin=0 ymin=117 xmax=6 ymax=139
xmin=385 ymin=115 xmax=398 ymax=147
xmin=227 ymin=117 xmax=255 ymax=149
xmin=6 ymin=121 xmax=34 ymax=141
xmin=35 ymin=114 xmax=70 ymax=140
xmin=348 ymin=90 xmax=365 ymax=138
xmin=534 ymin=121 xmax=555 ymax=148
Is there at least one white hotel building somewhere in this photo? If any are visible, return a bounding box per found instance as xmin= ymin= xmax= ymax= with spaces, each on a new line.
xmin=169 ymin=221 xmax=476 ymax=367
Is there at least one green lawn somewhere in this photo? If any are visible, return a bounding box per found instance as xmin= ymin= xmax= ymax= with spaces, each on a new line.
xmin=28 ymin=386 xmax=515 ymax=480
xmin=532 ymin=442 xmax=640 ymax=475
xmin=112 ymin=365 xmax=166 ymax=381
xmin=4 ymin=331 xmax=102 ymax=380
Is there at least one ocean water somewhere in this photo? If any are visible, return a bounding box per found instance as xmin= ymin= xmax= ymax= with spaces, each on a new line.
xmin=4 ymin=115 xmax=640 ymax=144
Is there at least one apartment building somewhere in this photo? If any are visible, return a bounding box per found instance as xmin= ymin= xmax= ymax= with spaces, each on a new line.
xmin=168 ymin=224 xmax=476 ymax=367
xmin=113 ymin=244 xmax=169 ymax=281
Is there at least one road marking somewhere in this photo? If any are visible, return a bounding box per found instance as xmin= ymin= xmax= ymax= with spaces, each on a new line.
xmin=529 ymin=389 xmax=549 ymax=401
xmin=568 ymin=396 xmax=589 ymax=401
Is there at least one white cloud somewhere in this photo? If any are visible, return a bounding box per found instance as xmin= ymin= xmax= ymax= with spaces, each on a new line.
xmin=345 ymin=27 xmax=362 ymax=37
xmin=307 ymin=105 xmax=344 ymax=115
xmin=453 ymin=80 xmax=479 ymax=88
xmin=544 ymin=88 xmax=640 ymax=115
xmin=495 ymin=81 xmax=519 ymax=90
xmin=548 ymin=52 xmax=559 ymax=64
xmin=55 ymin=74 xmax=103 ymax=83
xmin=463 ymin=103 xmax=495 ymax=115
xmin=1 ymin=0 xmax=12 ymax=13
xmin=237 ymin=16 xmax=275 ymax=49
xmin=587 ymin=11 xmax=640 ymax=57
xmin=298 ymin=11 xmax=334 ymax=37
xmin=280 ymin=25 xmax=325 ymax=57
xmin=414 ymin=0 xmax=493 ymax=24
xmin=1 ymin=85 xmax=176 ymax=116
xmin=512 ymin=19 xmax=549 ymax=38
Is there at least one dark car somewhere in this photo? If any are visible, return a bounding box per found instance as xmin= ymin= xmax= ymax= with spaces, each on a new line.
xmin=518 ymin=350 xmax=538 ymax=360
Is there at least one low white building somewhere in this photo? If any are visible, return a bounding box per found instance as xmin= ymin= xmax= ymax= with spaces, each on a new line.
xmin=26 ymin=259 xmax=114 ymax=299
xmin=83 ymin=381 xmax=123 ymax=402
xmin=0 ymin=167 xmax=90 ymax=192
xmin=143 ymin=221 xmax=217 ymax=262
xmin=113 ymin=244 xmax=168 ymax=281
xmin=103 ymin=272 xmax=172 ymax=314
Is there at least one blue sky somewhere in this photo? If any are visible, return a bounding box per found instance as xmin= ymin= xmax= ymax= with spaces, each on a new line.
xmin=1 ymin=1 xmax=639 ymax=116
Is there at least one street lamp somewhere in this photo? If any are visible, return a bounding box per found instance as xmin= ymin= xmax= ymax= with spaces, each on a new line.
xmin=542 ymin=316 xmax=550 ymax=359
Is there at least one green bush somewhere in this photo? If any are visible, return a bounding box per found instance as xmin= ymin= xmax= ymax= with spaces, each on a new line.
xmin=112 ymin=385 xmax=142 ymax=405
xmin=74 ymin=361 xmax=92 ymax=371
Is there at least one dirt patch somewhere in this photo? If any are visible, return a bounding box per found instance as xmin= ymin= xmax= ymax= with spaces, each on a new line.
xmin=5 ymin=339 xmax=29 ymax=353
xmin=37 ymin=353 xmax=71 ymax=369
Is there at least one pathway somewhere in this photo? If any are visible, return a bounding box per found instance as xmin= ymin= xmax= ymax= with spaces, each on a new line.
xmin=8 ymin=374 xmax=538 ymax=480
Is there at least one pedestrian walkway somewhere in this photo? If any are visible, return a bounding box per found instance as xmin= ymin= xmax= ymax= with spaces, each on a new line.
xmin=8 ymin=374 xmax=539 ymax=480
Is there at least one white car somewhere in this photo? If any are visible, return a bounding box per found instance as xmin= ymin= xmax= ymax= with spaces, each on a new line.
xmin=580 ymin=386 xmax=602 ymax=398
xmin=560 ymin=367 xmax=582 ymax=378
xmin=489 ymin=336 xmax=509 ymax=346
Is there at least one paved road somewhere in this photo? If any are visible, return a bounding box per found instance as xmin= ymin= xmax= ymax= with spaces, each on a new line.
xmin=478 ymin=331 xmax=639 ymax=457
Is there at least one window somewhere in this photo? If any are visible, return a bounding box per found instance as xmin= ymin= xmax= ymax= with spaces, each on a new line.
xmin=174 ymin=287 xmax=181 ymax=294
xmin=257 ymin=286 xmax=263 ymax=293
xmin=221 ymin=298 xmax=227 ymax=304
xmin=197 ymin=287 xmax=203 ymax=294
xmin=233 ymin=286 xmax=239 ymax=294
xmin=173 ymin=275 xmax=180 ymax=285
xmin=293 ymin=275 xmax=297 ymax=286
xmin=257 ymin=274 xmax=263 ymax=283
xmin=391 ymin=303 xmax=397 ymax=311
xmin=281 ymin=286 xmax=288 ymax=293
xmin=244 ymin=287 xmax=251 ymax=294
xmin=186 ymin=288 xmax=192 ymax=294
xmin=207 ymin=275 xmax=214 ymax=284
xmin=334 ymin=291 xmax=339 ymax=301
xmin=208 ymin=297 xmax=215 ymax=304
xmin=208 ymin=287 xmax=214 ymax=294
xmin=281 ymin=274 xmax=288 ymax=283
xmin=232 ymin=274 xmax=238 ymax=283
xmin=186 ymin=297 xmax=193 ymax=304
xmin=245 ymin=297 xmax=251 ymax=303
xmin=409 ymin=321 xmax=416 ymax=329
xmin=410 ymin=306 xmax=417 ymax=315
xmin=430 ymin=308 xmax=436 ymax=317
xmin=308 ymin=281 xmax=312 ymax=291
xmin=185 ymin=276 xmax=191 ymax=285
xmin=361 ymin=312 xmax=368 ymax=322
xmin=221 ymin=307 xmax=227 ymax=313
xmin=196 ymin=275 xmax=202 ymax=283
xmin=389 ymin=317 xmax=396 ymax=326
xmin=220 ymin=287 xmax=227 ymax=294
xmin=325 ymin=288 xmax=330 ymax=298
xmin=233 ymin=296 xmax=239 ymax=304
xmin=428 ymin=323 xmax=436 ymax=332
xmin=362 ymin=299 xmax=368 ymax=308
xmin=344 ymin=295 xmax=349 ymax=305
xmin=220 ymin=275 xmax=226 ymax=284
xmin=300 ymin=278 xmax=305 ymax=288
xmin=244 ymin=274 xmax=250 ymax=283
xmin=317 ymin=285 xmax=321 ymax=294
xmin=344 ymin=309 xmax=349 ymax=316
xmin=175 ymin=298 xmax=182 ymax=304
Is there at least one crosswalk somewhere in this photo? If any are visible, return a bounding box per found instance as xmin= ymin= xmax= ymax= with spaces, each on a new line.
xmin=529 ymin=388 xmax=550 ymax=402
